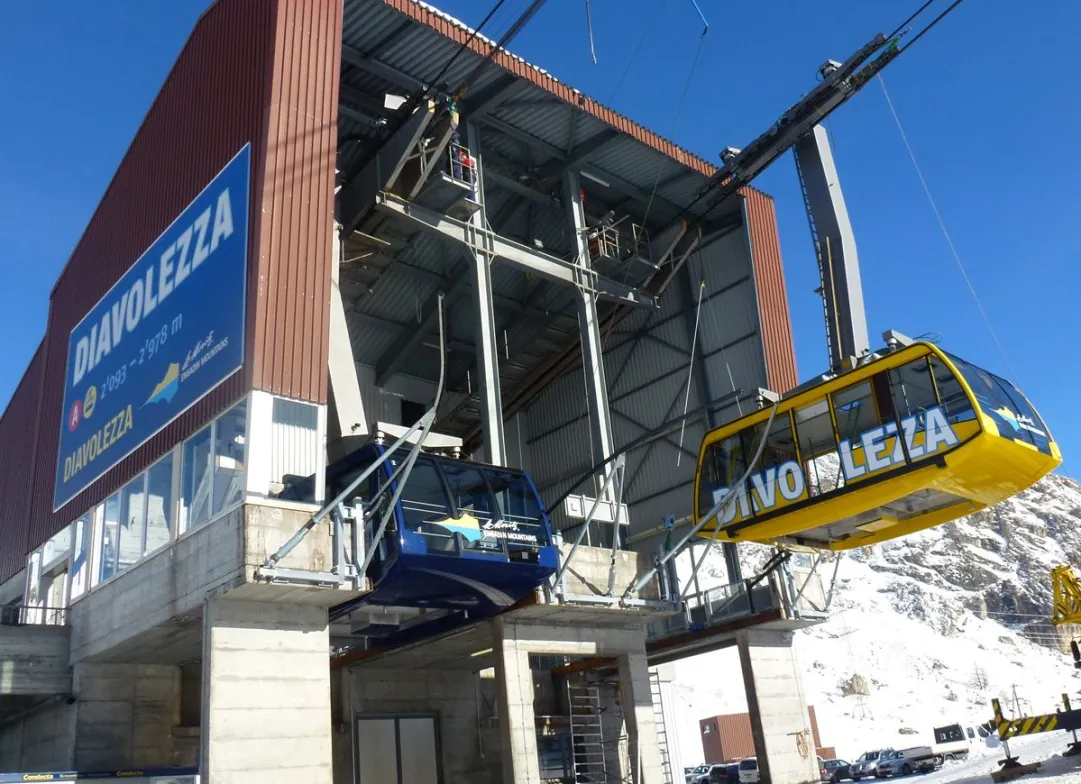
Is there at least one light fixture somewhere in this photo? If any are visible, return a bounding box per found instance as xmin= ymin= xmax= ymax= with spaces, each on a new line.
xmin=470 ymin=647 xmax=494 ymax=658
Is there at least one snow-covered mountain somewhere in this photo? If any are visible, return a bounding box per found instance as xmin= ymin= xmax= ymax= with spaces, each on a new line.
xmin=664 ymin=473 xmax=1081 ymax=768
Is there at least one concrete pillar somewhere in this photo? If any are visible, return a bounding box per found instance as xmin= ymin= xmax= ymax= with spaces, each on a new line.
xmin=72 ymin=662 xmax=180 ymax=770
xmin=737 ymin=629 xmax=818 ymax=784
xmin=492 ymin=619 xmax=540 ymax=784
xmin=201 ymin=598 xmax=333 ymax=783
xmin=617 ymin=653 xmax=664 ymax=784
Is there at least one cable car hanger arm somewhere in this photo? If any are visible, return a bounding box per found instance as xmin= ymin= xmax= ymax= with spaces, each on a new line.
xmin=693 ymin=0 xmax=967 ymax=215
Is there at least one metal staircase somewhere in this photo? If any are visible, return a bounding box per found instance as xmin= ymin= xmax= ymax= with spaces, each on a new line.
xmin=650 ymin=670 xmax=674 ymax=784
xmin=568 ymin=683 xmax=608 ymax=784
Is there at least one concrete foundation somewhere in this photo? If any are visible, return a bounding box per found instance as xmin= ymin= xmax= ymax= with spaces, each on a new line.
xmin=0 ymin=625 xmax=71 ymax=696
xmin=72 ymin=663 xmax=181 ymax=770
xmin=738 ymin=629 xmax=819 ymax=784
xmin=201 ymin=597 xmax=333 ymax=784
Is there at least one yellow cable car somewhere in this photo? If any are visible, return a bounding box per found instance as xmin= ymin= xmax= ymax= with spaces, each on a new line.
xmin=694 ymin=341 xmax=1061 ymax=551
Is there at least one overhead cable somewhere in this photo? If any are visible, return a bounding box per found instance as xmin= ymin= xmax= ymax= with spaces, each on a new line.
xmin=877 ymin=74 xmax=1018 ymax=381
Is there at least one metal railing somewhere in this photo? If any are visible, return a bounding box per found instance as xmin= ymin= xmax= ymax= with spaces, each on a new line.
xmin=1 ymin=604 xmax=69 ymax=627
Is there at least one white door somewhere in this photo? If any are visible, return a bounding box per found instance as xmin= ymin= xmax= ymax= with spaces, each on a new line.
xmin=356 ymin=715 xmax=440 ymax=784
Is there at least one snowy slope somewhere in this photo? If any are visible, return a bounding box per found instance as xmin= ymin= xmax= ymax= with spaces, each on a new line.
xmin=664 ymin=473 xmax=1081 ymax=769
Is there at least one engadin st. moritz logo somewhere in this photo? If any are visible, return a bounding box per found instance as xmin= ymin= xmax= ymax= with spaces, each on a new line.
xmin=991 ymin=406 xmax=1046 ymax=437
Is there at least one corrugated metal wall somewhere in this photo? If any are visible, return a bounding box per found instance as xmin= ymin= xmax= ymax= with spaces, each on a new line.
xmin=0 ymin=346 xmax=44 ymax=584
xmin=743 ymin=189 xmax=799 ymax=394
xmin=524 ymin=213 xmax=774 ymax=540
xmin=13 ymin=0 xmax=344 ymax=559
xmin=249 ymin=0 xmax=342 ymax=404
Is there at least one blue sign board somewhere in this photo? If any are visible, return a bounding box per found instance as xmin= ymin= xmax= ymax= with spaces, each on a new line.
xmin=53 ymin=144 xmax=251 ymax=511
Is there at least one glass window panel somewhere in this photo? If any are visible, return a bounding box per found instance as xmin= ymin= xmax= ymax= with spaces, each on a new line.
xmin=213 ymin=400 xmax=247 ymax=516
xmin=145 ymin=454 xmax=174 ymax=555
xmin=890 ymin=358 xmax=938 ymax=420
xmin=945 ymin=353 xmax=1051 ymax=454
xmin=487 ymin=469 xmax=548 ymax=547
xmin=441 ymin=462 xmax=502 ymax=554
xmin=395 ymin=457 xmax=455 ymax=554
xmin=117 ymin=475 xmax=147 ymax=573
xmin=41 ymin=527 xmax=71 ymax=569
xmin=749 ymin=413 xmax=799 ymax=472
xmin=181 ymin=426 xmax=213 ymax=533
xmin=794 ymin=399 xmax=842 ymax=496
xmin=930 ymin=357 xmax=976 ymax=426
xmin=97 ymin=494 xmax=120 ymax=584
xmin=698 ymin=433 xmax=745 ymax=516
xmin=832 ymin=381 xmax=881 ymax=444
xmin=794 ymin=399 xmax=836 ymax=458
xmin=69 ymin=514 xmax=91 ymax=601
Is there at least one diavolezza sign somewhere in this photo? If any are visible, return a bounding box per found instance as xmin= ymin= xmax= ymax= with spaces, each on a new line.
xmin=53 ymin=145 xmax=251 ymax=511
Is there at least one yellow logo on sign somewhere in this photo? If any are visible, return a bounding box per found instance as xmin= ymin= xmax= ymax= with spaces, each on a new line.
xmin=82 ymin=384 xmax=97 ymax=419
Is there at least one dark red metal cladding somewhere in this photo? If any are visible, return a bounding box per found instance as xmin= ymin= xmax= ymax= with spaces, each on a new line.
xmin=744 ymin=188 xmax=799 ymax=394
xmin=0 ymin=345 xmax=44 ymax=584
xmin=249 ymin=0 xmax=341 ymax=403
xmin=20 ymin=0 xmax=342 ymax=553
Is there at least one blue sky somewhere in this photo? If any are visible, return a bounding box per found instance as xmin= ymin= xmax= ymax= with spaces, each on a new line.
xmin=1 ymin=1 xmax=1078 ymax=469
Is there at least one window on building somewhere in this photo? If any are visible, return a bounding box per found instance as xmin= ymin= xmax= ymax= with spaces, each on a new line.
xmin=117 ymin=474 xmax=147 ymax=573
xmin=212 ymin=399 xmax=247 ymax=516
xmin=144 ymin=453 xmax=174 ymax=555
xmin=181 ymin=425 xmax=213 ymax=533
xmin=97 ymin=494 xmax=120 ymax=585
xmin=69 ymin=513 xmax=92 ymax=601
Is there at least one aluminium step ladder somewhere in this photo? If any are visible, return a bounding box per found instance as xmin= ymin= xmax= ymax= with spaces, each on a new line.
xmin=568 ymin=683 xmax=608 ymax=784
xmin=650 ymin=669 xmax=674 ymax=784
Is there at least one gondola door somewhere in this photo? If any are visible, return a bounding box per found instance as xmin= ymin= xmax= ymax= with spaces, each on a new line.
xmin=355 ymin=714 xmax=441 ymax=784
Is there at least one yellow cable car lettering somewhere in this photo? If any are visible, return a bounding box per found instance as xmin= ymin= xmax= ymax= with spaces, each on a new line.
xmin=840 ymin=406 xmax=958 ymax=481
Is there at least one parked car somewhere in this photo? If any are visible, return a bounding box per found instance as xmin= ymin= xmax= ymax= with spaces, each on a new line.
xmin=819 ymin=757 xmax=831 ymax=783
xmin=706 ymin=763 xmax=738 ymax=784
xmin=876 ymin=751 xmax=915 ymax=777
xmin=738 ymin=757 xmax=759 ymax=784
xmin=687 ymin=765 xmax=710 ymax=784
xmin=876 ymin=748 xmax=941 ymax=777
xmin=822 ymin=758 xmax=852 ymax=783
xmin=851 ymin=750 xmax=892 ymax=780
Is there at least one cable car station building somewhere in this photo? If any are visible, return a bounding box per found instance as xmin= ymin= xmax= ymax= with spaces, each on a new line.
xmin=0 ymin=1 xmax=833 ymax=782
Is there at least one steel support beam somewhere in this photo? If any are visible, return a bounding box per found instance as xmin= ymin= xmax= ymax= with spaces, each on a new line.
xmin=467 ymin=122 xmax=506 ymax=466
xmin=329 ymin=225 xmax=369 ymax=438
xmin=372 ymin=192 xmax=658 ymax=307
xmin=565 ymin=170 xmax=619 ymax=525
xmin=339 ymin=99 xmax=435 ymax=236
xmin=461 ymin=75 xmax=521 ymax=118
xmin=794 ymin=124 xmax=869 ymax=370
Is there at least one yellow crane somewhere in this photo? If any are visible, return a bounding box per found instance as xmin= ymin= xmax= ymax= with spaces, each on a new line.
xmin=1051 ymin=565 xmax=1081 ymax=627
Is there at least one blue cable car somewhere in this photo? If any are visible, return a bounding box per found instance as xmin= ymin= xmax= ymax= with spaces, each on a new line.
xmin=289 ymin=444 xmax=559 ymax=625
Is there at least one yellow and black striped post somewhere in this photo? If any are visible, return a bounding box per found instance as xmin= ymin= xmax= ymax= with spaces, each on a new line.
xmin=992 ymin=698 xmax=1060 ymax=741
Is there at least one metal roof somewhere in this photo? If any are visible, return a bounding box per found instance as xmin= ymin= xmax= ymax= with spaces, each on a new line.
xmin=338 ymin=0 xmax=764 ymax=436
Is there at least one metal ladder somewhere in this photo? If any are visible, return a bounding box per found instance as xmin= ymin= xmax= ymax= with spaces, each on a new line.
xmin=568 ymin=683 xmax=608 ymax=783
xmin=650 ymin=670 xmax=674 ymax=784
xmin=793 ymin=147 xmax=836 ymax=372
